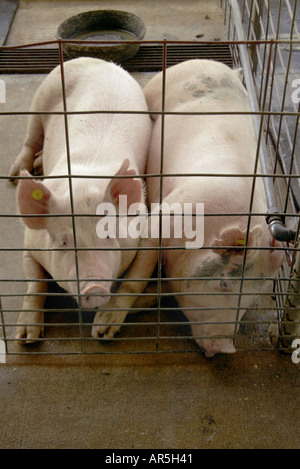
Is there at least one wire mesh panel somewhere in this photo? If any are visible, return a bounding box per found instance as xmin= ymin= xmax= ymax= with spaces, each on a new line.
xmin=223 ymin=0 xmax=300 ymax=351
xmin=0 ymin=1 xmax=299 ymax=359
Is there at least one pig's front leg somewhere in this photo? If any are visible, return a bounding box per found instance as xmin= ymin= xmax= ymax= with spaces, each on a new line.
xmin=15 ymin=252 xmax=48 ymax=343
xmin=32 ymin=150 xmax=43 ymax=176
xmin=92 ymin=238 xmax=159 ymax=339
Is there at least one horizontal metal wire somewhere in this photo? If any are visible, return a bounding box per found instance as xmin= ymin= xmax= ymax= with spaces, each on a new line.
xmin=2 ymin=290 xmax=298 ymax=298
xmin=2 ymin=174 xmax=300 ymax=182
xmin=1 ymin=109 xmax=299 ymax=117
xmin=1 ymin=335 xmax=294 ymax=344
xmin=0 ymin=38 xmax=300 ymax=58
xmin=0 ymin=247 xmax=296 ymax=255
xmin=0 ymin=249 xmax=296 ymax=259
xmin=3 ymin=303 xmax=299 ymax=314
xmin=3 ymin=347 xmax=286 ymax=356
xmin=2 ymin=318 xmax=298 ymax=327
xmin=0 ymin=275 xmax=293 ymax=282
xmin=1 ymin=208 xmax=298 ymax=215
xmin=1 ymin=38 xmax=300 ymax=51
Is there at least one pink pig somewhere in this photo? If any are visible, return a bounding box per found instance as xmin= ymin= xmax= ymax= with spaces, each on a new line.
xmin=92 ymin=59 xmax=284 ymax=357
xmin=9 ymin=57 xmax=151 ymax=342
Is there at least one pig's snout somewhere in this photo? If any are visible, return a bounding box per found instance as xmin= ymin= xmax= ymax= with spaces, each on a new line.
xmin=193 ymin=326 xmax=237 ymax=358
xmin=204 ymin=341 xmax=236 ymax=358
xmin=80 ymin=283 xmax=111 ymax=309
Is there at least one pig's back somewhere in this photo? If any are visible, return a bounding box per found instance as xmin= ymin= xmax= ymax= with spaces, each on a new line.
xmin=33 ymin=58 xmax=151 ymax=175
xmin=144 ymin=59 xmax=247 ymax=114
xmin=145 ymin=59 xmax=260 ymax=205
xmin=38 ymin=57 xmax=148 ymax=113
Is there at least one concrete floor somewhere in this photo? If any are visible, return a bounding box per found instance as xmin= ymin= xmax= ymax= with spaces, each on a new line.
xmin=4 ymin=0 xmax=227 ymax=44
xmin=0 ymin=0 xmax=299 ymax=450
xmin=0 ymin=352 xmax=299 ymax=449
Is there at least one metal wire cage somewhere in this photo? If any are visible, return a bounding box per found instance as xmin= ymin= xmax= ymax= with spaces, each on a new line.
xmin=222 ymin=0 xmax=300 ymax=352
xmin=0 ymin=0 xmax=299 ymax=359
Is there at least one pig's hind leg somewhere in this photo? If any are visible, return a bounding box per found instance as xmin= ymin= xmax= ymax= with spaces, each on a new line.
xmin=15 ymin=252 xmax=48 ymax=343
xmin=9 ymin=113 xmax=44 ymax=183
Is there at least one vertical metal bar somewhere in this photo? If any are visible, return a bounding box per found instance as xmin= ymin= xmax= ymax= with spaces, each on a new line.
xmin=222 ymin=0 xmax=227 ymax=30
xmin=265 ymin=0 xmax=282 ymax=137
xmin=273 ymin=0 xmax=298 ymax=175
xmin=285 ymin=0 xmax=300 ymax=38
xmin=258 ymin=0 xmax=271 ymax=107
xmin=250 ymin=0 xmax=264 ymax=72
xmin=227 ymin=2 xmax=232 ymax=40
xmin=241 ymin=0 xmax=247 ymax=21
xmin=283 ymin=101 xmax=300 ymax=214
xmin=155 ymin=40 xmax=168 ymax=351
xmin=58 ymin=41 xmax=84 ymax=352
xmin=233 ymin=41 xmax=274 ymax=339
xmin=247 ymin=0 xmax=255 ymax=39
xmin=0 ymin=296 xmax=7 ymax=356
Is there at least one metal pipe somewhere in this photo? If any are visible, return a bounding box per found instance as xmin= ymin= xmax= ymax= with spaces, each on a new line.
xmin=268 ymin=215 xmax=298 ymax=241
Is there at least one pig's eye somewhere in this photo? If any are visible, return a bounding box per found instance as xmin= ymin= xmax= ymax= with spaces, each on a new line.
xmin=61 ymin=239 xmax=69 ymax=248
xmin=57 ymin=235 xmax=71 ymax=249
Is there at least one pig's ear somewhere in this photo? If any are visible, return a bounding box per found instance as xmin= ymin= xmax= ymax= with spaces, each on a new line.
xmin=106 ymin=158 xmax=142 ymax=208
xmin=211 ymin=226 xmax=262 ymax=259
xmin=17 ymin=170 xmax=51 ymax=229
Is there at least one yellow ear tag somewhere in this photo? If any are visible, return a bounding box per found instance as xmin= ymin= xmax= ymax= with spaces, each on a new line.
xmin=237 ymin=239 xmax=246 ymax=246
xmin=32 ymin=189 xmax=43 ymax=200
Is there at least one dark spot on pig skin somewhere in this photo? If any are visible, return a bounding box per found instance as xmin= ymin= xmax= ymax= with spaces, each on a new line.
xmin=200 ymin=76 xmax=218 ymax=88
xmin=193 ymin=90 xmax=206 ymax=98
xmin=192 ymin=254 xmax=230 ymax=278
xmin=228 ymin=260 xmax=255 ymax=278
xmin=228 ymin=266 xmax=242 ymax=277
xmin=191 ymin=253 xmax=254 ymax=282
xmin=188 ymin=83 xmax=197 ymax=91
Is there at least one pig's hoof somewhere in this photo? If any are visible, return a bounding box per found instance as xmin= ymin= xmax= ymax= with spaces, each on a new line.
xmin=8 ymin=165 xmax=20 ymax=185
xmin=91 ymin=311 xmax=124 ymax=339
xmin=15 ymin=325 xmax=44 ymax=344
xmin=91 ymin=323 xmax=122 ymax=339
